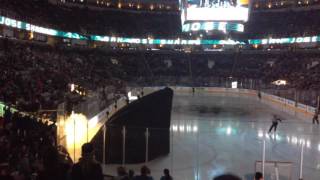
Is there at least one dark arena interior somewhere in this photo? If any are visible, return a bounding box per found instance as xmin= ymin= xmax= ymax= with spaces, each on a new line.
xmin=2 ymin=0 xmax=320 ymax=180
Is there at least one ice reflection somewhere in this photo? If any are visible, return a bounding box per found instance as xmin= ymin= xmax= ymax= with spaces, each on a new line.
xmin=257 ymin=130 xmax=317 ymax=150
xmin=171 ymin=120 xmax=198 ymax=133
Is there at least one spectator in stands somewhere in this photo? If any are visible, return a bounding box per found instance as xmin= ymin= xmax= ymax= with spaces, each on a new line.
xmin=125 ymin=94 xmax=130 ymax=105
xmin=115 ymin=166 xmax=129 ymax=180
xmin=37 ymin=146 xmax=67 ymax=180
xmin=3 ymin=37 xmax=320 ymax=111
xmin=160 ymin=169 xmax=172 ymax=180
xmin=0 ymin=116 xmax=3 ymax=128
xmin=3 ymin=106 xmax=11 ymax=126
xmin=128 ymin=169 xmax=135 ymax=180
xmin=213 ymin=174 xmax=242 ymax=180
xmin=71 ymin=143 xmax=103 ymax=180
xmin=114 ymin=99 xmax=118 ymax=109
xmin=106 ymin=111 xmax=110 ymax=119
xmin=254 ymin=172 xmax=263 ymax=180
xmin=146 ymin=166 xmax=153 ymax=180
xmin=0 ymin=164 xmax=13 ymax=180
xmin=0 ymin=109 xmax=60 ymax=180
xmin=134 ymin=166 xmax=153 ymax=180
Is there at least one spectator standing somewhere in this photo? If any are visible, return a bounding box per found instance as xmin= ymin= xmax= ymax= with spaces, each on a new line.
xmin=134 ymin=166 xmax=153 ymax=180
xmin=115 ymin=166 xmax=129 ymax=180
xmin=213 ymin=174 xmax=241 ymax=180
xmin=160 ymin=169 xmax=172 ymax=180
xmin=71 ymin=143 xmax=103 ymax=180
xmin=128 ymin=169 xmax=135 ymax=180
xmin=254 ymin=172 xmax=263 ymax=180
xmin=37 ymin=146 xmax=67 ymax=180
xmin=3 ymin=106 xmax=12 ymax=127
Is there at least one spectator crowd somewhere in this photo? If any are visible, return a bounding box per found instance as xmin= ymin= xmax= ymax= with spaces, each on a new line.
xmin=1 ymin=37 xmax=320 ymax=112
xmin=1 ymin=1 xmax=320 ymax=180
xmin=0 ymin=36 xmax=310 ymax=180
xmin=2 ymin=0 xmax=320 ymax=39
xmin=0 ymin=0 xmax=180 ymax=39
xmin=0 ymin=105 xmax=72 ymax=180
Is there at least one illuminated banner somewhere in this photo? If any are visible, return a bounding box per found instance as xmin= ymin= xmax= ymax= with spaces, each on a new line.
xmin=90 ymin=36 xmax=244 ymax=45
xmin=2 ymin=15 xmax=320 ymax=46
xmin=0 ymin=15 xmax=242 ymax=45
xmin=180 ymin=0 xmax=250 ymax=23
xmin=182 ymin=22 xmax=244 ymax=32
xmin=0 ymin=16 xmax=87 ymax=40
xmin=248 ymin=36 xmax=320 ymax=45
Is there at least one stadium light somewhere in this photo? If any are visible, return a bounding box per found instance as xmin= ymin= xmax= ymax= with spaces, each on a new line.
xmin=272 ymin=80 xmax=287 ymax=86
xmin=232 ymin=81 xmax=238 ymax=89
xmin=65 ymin=112 xmax=88 ymax=162
xmin=128 ymin=91 xmax=138 ymax=101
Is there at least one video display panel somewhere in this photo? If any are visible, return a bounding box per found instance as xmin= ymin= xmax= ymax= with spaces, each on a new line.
xmin=181 ymin=0 xmax=250 ymax=23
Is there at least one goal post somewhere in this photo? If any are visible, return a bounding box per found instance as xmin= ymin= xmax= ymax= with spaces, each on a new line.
xmin=255 ymin=160 xmax=293 ymax=180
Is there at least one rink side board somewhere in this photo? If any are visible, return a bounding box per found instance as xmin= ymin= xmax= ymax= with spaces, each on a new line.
xmin=141 ymin=86 xmax=316 ymax=118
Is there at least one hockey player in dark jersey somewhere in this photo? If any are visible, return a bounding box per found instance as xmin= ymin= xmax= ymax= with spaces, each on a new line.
xmin=312 ymin=109 xmax=319 ymax=124
xmin=268 ymin=114 xmax=282 ymax=133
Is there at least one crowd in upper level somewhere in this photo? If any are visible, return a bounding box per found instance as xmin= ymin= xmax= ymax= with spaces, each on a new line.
xmin=245 ymin=10 xmax=320 ymax=38
xmin=1 ymin=38 xmax=320 ymax=113
xmin=52 ymin=0 xmax=320 ymax=12
xmin=0 ymin=0 xmax=180 ymax=39
xmin=2 ymin=0 xmax=320 ymax=39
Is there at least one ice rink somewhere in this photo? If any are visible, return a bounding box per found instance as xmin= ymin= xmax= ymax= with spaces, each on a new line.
xmin=103 ymin=91 xmax=320 ymax=180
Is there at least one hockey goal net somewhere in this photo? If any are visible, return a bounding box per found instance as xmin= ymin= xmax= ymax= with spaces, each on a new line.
xmin=255 ymin=161 xmax=293 ymax=180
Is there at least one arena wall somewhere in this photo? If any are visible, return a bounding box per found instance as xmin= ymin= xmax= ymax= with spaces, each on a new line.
xmin=140 ymin=86 xmax=316 ymax=119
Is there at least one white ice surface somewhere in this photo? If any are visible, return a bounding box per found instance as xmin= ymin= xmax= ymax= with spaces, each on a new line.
xmin=103 ymin=92 xmax=320 ymax=180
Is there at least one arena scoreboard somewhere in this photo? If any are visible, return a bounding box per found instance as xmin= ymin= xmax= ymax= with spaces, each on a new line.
xmin=180 ymin=0 xmax=250 ymax=33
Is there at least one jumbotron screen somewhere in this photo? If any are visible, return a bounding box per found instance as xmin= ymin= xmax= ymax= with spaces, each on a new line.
xmin=180 ymin=0 xmax=250 ymax=23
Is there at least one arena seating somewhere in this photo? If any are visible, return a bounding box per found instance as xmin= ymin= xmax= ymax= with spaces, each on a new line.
xmin=0 ymin=0 xmax=181 ymax=38
xmin=0 ymin=106 xmax=72 ymax=180
xmin=0 ymin=38 xmax=127 ymax=112
xmin=1 ymin=1 xmax=320 ymax=179
xmin=2 ymin=0 xmax=320 ymax=39
xmin=1 ymin=38 xmax=320 ymax=113
xmin=245 ymin=10 xmax=320 ymax=38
